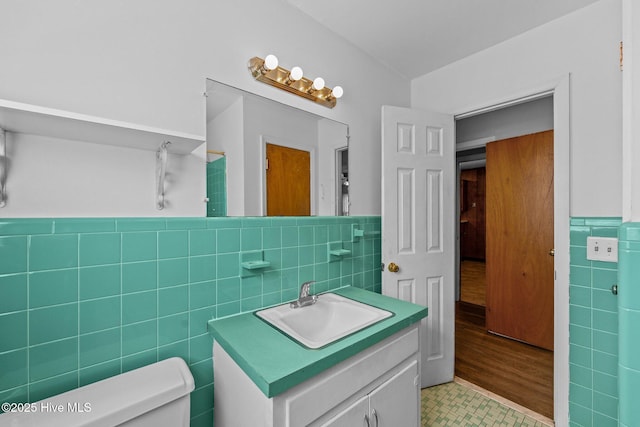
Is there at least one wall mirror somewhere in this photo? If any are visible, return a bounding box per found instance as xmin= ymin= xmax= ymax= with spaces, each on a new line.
xmin=205 ymin=79 xmax=349 ymax=217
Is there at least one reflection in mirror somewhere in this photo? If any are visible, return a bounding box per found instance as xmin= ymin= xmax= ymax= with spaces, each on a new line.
xmin=205 ymin=79 xmax=349 ymax=217
xmin=206 ymin=150 xmax=226 ymax=217
xmin=336 ymin=148 xmax=349 ymax=216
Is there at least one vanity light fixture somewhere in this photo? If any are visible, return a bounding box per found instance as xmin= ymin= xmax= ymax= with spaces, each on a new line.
xmin=263 ymin=54 xmax=279 ymax=72
xmin=287 ymin=66 xmax=304 ymax=83
xmin=248 ymin=55 xmax=343 ymax=108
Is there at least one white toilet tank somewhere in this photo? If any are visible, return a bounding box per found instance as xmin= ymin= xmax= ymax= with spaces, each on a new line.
xmin=0 ymin=357 xmax=195 ymax=427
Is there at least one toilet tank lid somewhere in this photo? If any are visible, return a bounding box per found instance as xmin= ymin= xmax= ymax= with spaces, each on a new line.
xmin=0 ymin=357 xmax=195 ymax=427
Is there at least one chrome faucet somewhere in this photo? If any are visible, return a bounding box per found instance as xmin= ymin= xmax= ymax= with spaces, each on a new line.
xmin=290 ymin=281 xmax=318 ymax=308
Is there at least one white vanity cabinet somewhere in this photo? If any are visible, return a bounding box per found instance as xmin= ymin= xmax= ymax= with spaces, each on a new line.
xmin=213 ymin=324 xmax=421 ymax=427
xmin=317 ymin=359 xmax=419 ymax=427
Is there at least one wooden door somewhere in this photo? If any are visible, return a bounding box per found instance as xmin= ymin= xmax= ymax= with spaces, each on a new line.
xmin=486 ymin=130 xmax=554 ymax=350
xmin=382 ymin=105 xmax=455 ymax=387
xmin=266 ymin=143 xmax=310 ymax=216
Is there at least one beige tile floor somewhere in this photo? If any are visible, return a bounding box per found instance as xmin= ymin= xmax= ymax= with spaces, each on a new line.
xmin=421 ymin=378 xmax=554 ymax=427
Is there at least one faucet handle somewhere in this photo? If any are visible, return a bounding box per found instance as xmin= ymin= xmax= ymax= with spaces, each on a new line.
xmin=300 ymin=281 xmax=316 ymax=297
xmin=290 ymin=281 xmax=318 ymax=308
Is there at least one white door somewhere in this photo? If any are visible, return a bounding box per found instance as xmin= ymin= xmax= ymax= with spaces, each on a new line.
xmin=381 ymin=105 xmax=455 ymax=388
xmin=318 ymin=396 xmax=369 ymax=427
xmin=319 ymin=360 xmax=419 ymax=427
xmin=368 ymin=360 xmax=420 ymax=426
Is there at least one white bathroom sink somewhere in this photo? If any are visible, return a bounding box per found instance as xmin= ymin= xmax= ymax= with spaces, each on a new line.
xmin=255 ymin=292 xmax=392 ymax=348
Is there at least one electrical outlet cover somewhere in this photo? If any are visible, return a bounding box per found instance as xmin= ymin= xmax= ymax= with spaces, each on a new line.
xmin=586 ymin=236 xmax=618 ymax=262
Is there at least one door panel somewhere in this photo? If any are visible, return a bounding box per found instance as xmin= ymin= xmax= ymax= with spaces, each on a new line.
xmin=368 ymin=360 xmax=420 ymax=427
xmin=427 ymin=169 xmax=443 ymax=252
xmin=485 ymin=130 xmax=554 ymax=350
xmin=382 ymin=105 xmax=455 ymax=387
xmin=317 ymin=395 xmax=369 ymax=427
xmin=426 ymin=276 xmax=444 ymax=361
xmin=397 ymin=168 xmax=414 ymax=253
xmin=266 ymin=143 xmax=310 ymax=216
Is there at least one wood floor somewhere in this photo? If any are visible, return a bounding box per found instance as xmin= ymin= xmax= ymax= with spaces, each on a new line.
xmin=456 ymin=264 xmax=554 ymax=419
xmin=460 ymin=259 xmax=486 ymax=306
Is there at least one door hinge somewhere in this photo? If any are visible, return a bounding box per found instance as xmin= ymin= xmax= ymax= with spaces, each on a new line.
xmin=620 ymin=41 xmax=624 ymax=71
xmin=265 ymin=158 xmax=269 ymax=170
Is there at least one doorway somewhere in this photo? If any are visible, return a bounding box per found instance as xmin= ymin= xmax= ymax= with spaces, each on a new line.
xmin=454 ymin=98 xmax=555 ymax=418
xmin=459 ymin=163 xmax=486 ymax=307
xmin=381 ymin=75 xmax=570 ymax=425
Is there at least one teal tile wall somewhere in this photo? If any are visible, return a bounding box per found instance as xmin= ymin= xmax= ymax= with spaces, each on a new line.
xmin=618 ymin=222 xmax=640 ymax=427
xmin=0 ymin=216 xmax=381 ymax=426
xmin=569 ymin=217 xmax=621 ymax=427
xmin=206 ymin=158 xmax=226 ymax=217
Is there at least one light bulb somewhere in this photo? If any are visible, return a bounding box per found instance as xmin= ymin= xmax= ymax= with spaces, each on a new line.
xmin=289 ymin=66 xmax=303 ymax=81
xmin=332 ymin=86 xmax=344 ymax=99
xmin=312 ymin=77 xmax=325 ymax=91
xmin=264 ymin=54 xmax=279 ymax=71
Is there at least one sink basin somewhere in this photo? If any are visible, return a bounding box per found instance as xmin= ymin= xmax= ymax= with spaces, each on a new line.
xmin=255 ymin=292 xmax=392 ymax=348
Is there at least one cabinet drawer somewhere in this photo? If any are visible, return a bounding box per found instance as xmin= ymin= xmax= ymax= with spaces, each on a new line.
xmin=277 ymin=325 xmax=419 ymax=426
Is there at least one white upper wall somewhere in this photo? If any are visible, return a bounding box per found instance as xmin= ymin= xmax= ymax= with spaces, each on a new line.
xmin=411 ymin=0 xmax=622 ymax=217
xmin=0 ymin=0 xmax=409 ymax=217
xmin=622 ymin=0 xmax=640 ymax=221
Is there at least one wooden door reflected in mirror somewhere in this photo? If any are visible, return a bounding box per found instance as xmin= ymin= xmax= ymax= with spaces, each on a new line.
xmin=266 ymin=143 xmax=311 ymax=216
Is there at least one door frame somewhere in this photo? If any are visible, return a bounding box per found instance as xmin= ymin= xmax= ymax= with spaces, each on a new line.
xmin=448 ymin=75 xmax=570 ymax=425
xmin=259 ymin=134 xmax=317 ymax=216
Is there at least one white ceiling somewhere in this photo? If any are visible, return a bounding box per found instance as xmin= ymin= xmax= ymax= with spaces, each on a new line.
xmin=285 ymin=0 xmax=600 ymax=79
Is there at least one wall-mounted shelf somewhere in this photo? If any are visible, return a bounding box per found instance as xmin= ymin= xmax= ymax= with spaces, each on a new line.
xmin=241 ymin=250 xmax=271 ymax=274
xmin=0 ymin=98 xmax=205 ymax=209
xmin=328 ymin=241 xmax=351 ymax=259
xmin=329 ymin=248 xmax=351 ymax=256
xmin=0 ymin=99 xmax=205 ymax=154
xmin=352 ymin=226 xmax=364 ymax=240
xmin=351 ymin=224 xmax=381 ymax=242
xmin=242 ymin=260 xmax=272 ymax=270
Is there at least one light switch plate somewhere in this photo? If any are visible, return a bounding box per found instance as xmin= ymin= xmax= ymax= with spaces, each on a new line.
xmin=586 ymin=236 xmax=618 ymax=262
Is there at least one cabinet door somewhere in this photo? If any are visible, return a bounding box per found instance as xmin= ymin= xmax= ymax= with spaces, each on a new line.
xmin=368 ymin=360 xmax=419 ymax=426
xmin=318 ymin=395 xmax=369 ymax=427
